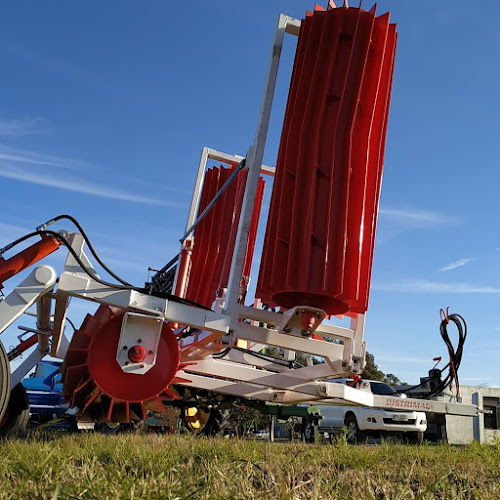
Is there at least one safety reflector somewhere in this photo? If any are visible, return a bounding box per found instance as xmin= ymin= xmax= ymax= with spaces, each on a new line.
xmin=256 ymin=4 xmax=397 ymax=315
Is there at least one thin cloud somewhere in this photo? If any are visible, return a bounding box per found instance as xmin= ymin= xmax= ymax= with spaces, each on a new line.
xmin=0 ymin=117 xmax=48 ymax=137
xmin=0 ymin=165 xmax=174 ymax=206
xmin=0 ymin=145 xmax=186 ymax=207
xmin=460 ymin=377 xmax=492 ymax=383
xmin=379 ymin=207 xmax=459 ymax=228
xmin=0 ymin=222 xmax=32 ymax=247
xmin=376 ymin=356 xmax=431 ymax=365
xmin=438 ymin=258 xmax=474 ymax=272
xmin=373 ymin=279 xmax=500 ymax=294
xmin=0 ymin=145 xmax=80 ymax=169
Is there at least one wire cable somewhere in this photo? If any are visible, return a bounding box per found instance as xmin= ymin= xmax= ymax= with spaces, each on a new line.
xmin=404 ymin=312 xmax=467 ymax=399
xmin=1 ymin=229 xmax=211 ymax=311
xmin=36 ymin=214 xmax=132 ymax=286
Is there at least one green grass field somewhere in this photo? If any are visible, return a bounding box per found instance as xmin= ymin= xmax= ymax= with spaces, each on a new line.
xmin=0 ymin=433 xmax=499 ymax=499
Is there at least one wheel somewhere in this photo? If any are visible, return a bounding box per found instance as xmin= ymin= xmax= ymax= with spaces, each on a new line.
xmin=0 ymin=341 xmax=10 ymax=425
xmin=202 ymin=408 xmax=231 ymax=437
xmin=182 ymin=406 xmax=211 ymax=433
xmin=407 ymin=431 xmax=424 ymax=445
xmin=345 ymin=415 xmax=366 ymax=445
xmin=0 ymin=384 xmax=30 ymax=437
xmin=95 ymin=422 xmax=122 ymax=434
xmin=301 ymin=420 xmax=315 ymax=443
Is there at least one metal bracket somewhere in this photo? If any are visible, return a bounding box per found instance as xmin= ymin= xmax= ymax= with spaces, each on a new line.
xmin=116 ymin=312 xmax=163 ymax=375
xmin=278 ymin=306 xmax=326 ymax=337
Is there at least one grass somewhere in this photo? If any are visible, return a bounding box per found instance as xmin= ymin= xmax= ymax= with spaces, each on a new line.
xmin=0 ymin=432 xmax=499 ymax=499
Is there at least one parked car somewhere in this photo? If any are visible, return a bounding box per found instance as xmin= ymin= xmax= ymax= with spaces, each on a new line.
xmin=317 ymin=379 xmax=427 ymax=444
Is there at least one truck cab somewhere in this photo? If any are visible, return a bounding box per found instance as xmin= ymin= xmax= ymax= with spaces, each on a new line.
xmin=317 ymin=379 xmax=427 ymax=444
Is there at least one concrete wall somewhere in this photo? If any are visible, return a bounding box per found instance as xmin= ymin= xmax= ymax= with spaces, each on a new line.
xmin=443 ymin=385 xmax=500 ymax=445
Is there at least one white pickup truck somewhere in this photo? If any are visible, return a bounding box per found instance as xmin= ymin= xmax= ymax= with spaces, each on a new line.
xmin=317 ymin=379 xmax=427 ymax=444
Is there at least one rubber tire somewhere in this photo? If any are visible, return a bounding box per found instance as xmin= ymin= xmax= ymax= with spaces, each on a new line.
xmin=0 ymin=384 xmax=30 ymax=437
xmin=0 ymin=341 xmax=10 ymax=425
xmin=95 ymin=422 xmax=122 ymax=434
xmin=345 ymin=415 xmax=366 ymax=445
xmin=203 ymin=408 xmax=231 ymax=437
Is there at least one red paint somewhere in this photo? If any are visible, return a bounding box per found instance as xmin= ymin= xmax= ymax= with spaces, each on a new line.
xmin=61 ymin=305 xmax=184 ymax=422
xmin=0 ymin=235 xmax=60 ymax=290
xmin=257 ymin=5 xmax=397 ymax=315
xmin=185 ymin=165 xmax=265 ymax=308
xmin=128 ymin=345 xmax=146 ymax=363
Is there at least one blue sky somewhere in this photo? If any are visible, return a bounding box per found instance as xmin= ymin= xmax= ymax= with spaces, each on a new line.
xmin=1 ymin=1 xmax=499 ymax=387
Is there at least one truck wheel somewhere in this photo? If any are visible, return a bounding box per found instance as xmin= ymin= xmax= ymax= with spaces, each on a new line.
xmin=0 ymin=341 xmax=10 ymax=425
xmin=0 ymin=384 xmax=30 ymax=437
xmin=345 ymin=415 xmax=366 ymax=445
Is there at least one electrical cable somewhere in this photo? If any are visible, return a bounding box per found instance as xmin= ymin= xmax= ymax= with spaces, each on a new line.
xmin=1 ymin=229 xmax=212 ymax=312
xmin=36 ymin=214 xmax=132 ymax=286
xmin=404 ymin=313 xmax=467 ymax=399
xmin=213 ymin=345 xmax=303 ymax=369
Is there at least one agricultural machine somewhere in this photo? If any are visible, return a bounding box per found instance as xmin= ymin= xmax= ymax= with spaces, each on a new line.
xmin=0 ymin=2 xmax=482 ymax=435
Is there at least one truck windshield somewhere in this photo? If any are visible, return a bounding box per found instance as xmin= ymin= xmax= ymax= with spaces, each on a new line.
xmin=369 ymin=382 xmax=398 ymax=395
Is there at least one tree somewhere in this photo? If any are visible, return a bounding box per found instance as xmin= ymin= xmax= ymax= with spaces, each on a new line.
xmin=362 ymin=352 xmax=385 ymax=381
xmin=383 ymin=373 xmax=403 ymax=386
xmin=362 ymin=352 xmax=405 ymax=385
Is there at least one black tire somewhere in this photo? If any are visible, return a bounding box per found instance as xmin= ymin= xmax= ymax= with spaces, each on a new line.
xmin=345 ymin=414 xmax=366 ymax=445
xmin=0 ymin=384 xmax=30 ymax=437
xmin=301 ymin=420 xmax=315 ymax=443
xmin=95 ymin=422 xmax=122 ymax=434
xmin=0 ymin=341 xmax=10 ymax=425
xmin=203 ymin=408 xmax=231 ymax=437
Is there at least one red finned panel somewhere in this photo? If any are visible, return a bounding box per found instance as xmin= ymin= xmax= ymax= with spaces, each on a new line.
xmin=185 ymin=166 xmax=265 ymax=309
xmin=256 ymin=5 xmax=397 ymax=315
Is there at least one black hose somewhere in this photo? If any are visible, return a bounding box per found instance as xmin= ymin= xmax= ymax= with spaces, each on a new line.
xmin=1 ymin=228 xmax=211 ymax=311
xmin=36 ymin=214 xmax=132 ymax=286
xmin=404 ymin=313 xmax=467 ymax=399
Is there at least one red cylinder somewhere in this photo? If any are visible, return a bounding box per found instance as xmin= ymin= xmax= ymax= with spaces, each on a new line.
xmin=256 ymin=5 xmax=397 ymax=315
xmin=0 ymin=235 xmax=61 ymax=290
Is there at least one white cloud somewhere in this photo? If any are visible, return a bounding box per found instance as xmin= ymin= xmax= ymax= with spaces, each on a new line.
xmin=0 ymin=117 xmax=47 ymax=137
xmin=0 ymin=165 xmax=173 ymax=206
xmin=0 ymin=222 xmax=32 ymax=247
xmin=373 ymin=279 xmax=500 ymax=294
xmin=376 ymin=356 xmax=431 ymax=365
xmin=460 ymin=377 xmax=493 ymax=383
xmin=438 ymin=258 xmax=474 ymax=272
xmin=0 ymin=145 xmax=186 ymax=207
xmin=379 ymin=207 xmax=459 ymax=228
